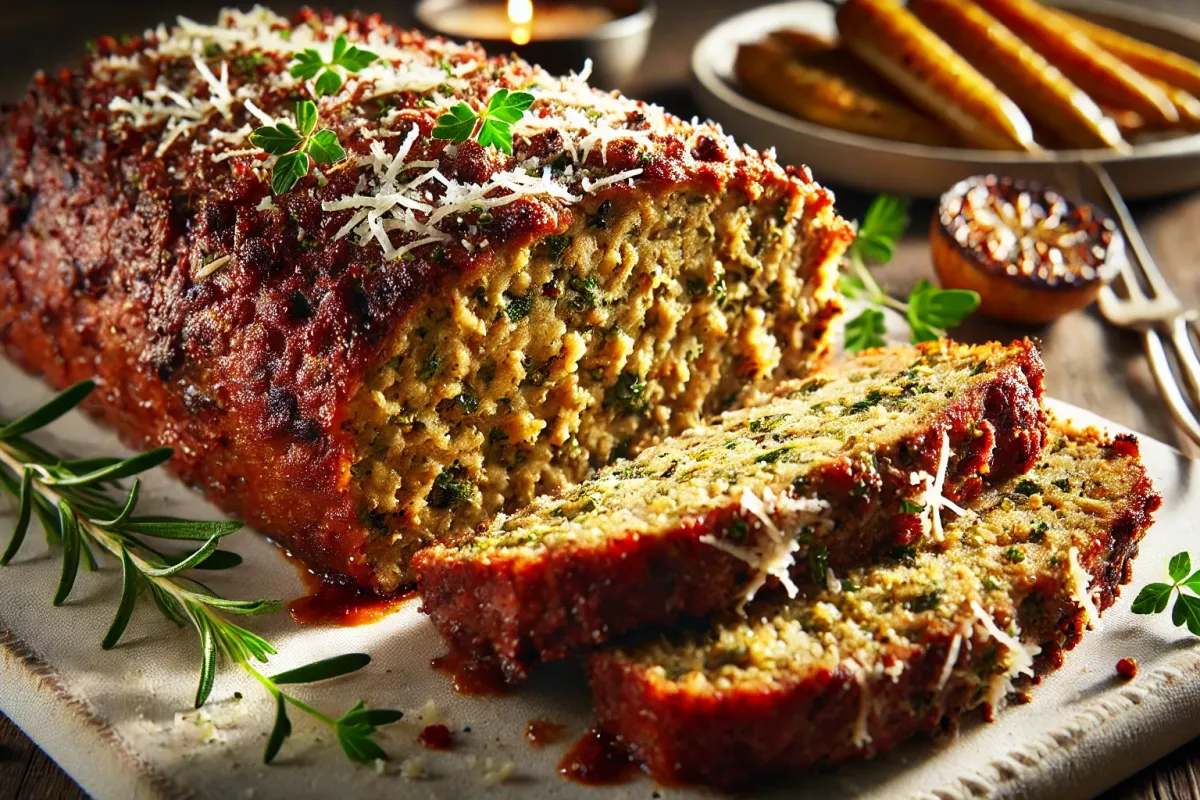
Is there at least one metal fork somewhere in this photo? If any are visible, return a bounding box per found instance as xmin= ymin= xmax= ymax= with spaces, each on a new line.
xmin=1090 ymin=161 xmax=1200 ymax=445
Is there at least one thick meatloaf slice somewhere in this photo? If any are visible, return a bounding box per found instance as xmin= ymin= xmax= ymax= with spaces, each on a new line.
xmin=587 ymin=422 xmax=1159 ymax=789
xmin=0 ymin=9 xmax=851 ymax=593
xmin=414 ymin=339 xmax=1047 ymax=682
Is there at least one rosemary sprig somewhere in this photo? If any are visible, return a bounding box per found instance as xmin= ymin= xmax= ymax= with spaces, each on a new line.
xmin=0 ymin=381 xmax=401 ymax=764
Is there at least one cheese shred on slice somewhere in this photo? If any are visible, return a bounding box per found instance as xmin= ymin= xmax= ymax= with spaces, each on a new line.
xmin=850 ymin=660 xmax=872 ymax=749
xmin=970 ymin=601 xmax=1039 ymax=711
xmin=935 ymin=631 xmax=964 ymax=693
xmin=1068 ymin=546 xmax=1101 ymax=628
xmin=913 ymin=431 xmax=973 ymax=542
xmin=699 ymin=489 xmax=832 ymax=611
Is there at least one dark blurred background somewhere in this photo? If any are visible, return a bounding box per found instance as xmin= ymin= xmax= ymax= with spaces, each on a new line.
xmin=0 ymin=0 xmax=1182 ymax=101
xmin=0 ymin=0 xmax=728 ymax=104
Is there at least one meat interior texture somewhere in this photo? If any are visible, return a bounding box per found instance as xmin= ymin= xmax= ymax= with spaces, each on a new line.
xmin=413 ymin=339 xmax=1047 ymax=683
xmin=354 ymin=185 xmax=842 ymax=590
xmin=0 ymin=8 xmax=851 ymax=593
xmin=587 ymin=423 xmax=1160 ymax=789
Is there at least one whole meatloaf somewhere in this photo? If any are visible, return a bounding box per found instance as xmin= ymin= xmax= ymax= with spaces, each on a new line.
xmin=0 ymin=8 xmax=851 ymax=593
xmin=415 ymin=339 xmax=1048 ymax=683
xmin=587 ymin=421 xmax=1159 ymax=789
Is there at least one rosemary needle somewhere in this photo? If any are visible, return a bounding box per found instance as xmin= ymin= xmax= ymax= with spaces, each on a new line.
xmin=0 ymin=380 xmax=402 ymax=764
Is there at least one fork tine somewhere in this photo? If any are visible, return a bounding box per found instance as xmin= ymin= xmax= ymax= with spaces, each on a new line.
xmin=1105 ymin=253 xmax=1149 ymax=305
xmin=1168 ymin=315 xmax=1200 ymax=401
xmin=1144 ymin=327 xmax=1200 ymax=445
xmin=1097 ymin=284 xmax=1132 ymax=322
xmin=1084 ymin=161 xmax=1174 ymax=300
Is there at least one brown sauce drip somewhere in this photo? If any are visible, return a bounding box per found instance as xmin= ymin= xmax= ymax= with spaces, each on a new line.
xmin=431 ymin=651 xmax=509 ymax=696
xmin=558 ymin=727 xmax=638 ymax=785
xmin=286 ymin=554 xmax=411 ymax=626
xmin=526 ymin=719 xmax=566 ymax=747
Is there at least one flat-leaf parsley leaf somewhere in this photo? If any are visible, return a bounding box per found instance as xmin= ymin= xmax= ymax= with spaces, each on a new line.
xmin=289 ymin=34 xmax=379 ymax=97
xmin=839 ymin=195 xmax=980 ymax=352
xmin=1132 ymin=550 xmax=1200 ymax=636
xmin=249 ymin=100 xmax=347 ymax=194
xmin=906 ymin=280 xmax=981 ymax=343
xmin=432 ymin=88 xmax=535 ymax=154
xmin=844 ymin=307 xmax=887 ymax=353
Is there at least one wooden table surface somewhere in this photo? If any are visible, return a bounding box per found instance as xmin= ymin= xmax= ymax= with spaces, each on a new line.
xmin=3 ymin=0 xmax=1200 ymax=798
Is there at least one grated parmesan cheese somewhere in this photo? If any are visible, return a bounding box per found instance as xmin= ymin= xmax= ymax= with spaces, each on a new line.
xmin=826 ymin=566 xmax=841 ymax=594
xmin=912 ymin=431 xmax=973 ymax=542
xmin=1068 ymin=546 xmax=1100 ymax=628
xmin=850 ymin=659 xmax=872 ymax=748
xmin=970 ymin=601 xmax=1039 ymax=711
xmin=400 ymin=756 xmax=426 ymax=780
xmin=700 ymin=488 xmax=830 ymax=610
xmin=481 ymin=758 xmax=516 ymax=786
xmin=582 ymin=168 xmax=643 ymax=193
xmin=935 ymin=631 xmax=964 ymax=693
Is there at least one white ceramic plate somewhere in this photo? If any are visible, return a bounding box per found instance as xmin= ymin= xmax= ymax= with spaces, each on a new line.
xmin=691 ymin=0 xmax=1200 ymax=199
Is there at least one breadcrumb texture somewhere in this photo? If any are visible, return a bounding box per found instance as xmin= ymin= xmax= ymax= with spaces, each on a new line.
xmin=0 ymin=7 xmax=850 ymax=592
xmin=587 ymin=422 xmax=1160 ymax=789
xmin=414 ymin=340 xmax=1047 ymax=682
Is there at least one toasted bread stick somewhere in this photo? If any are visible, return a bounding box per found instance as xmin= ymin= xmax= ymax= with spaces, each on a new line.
xmin=974 ymin=0 xmax=1177 ymax=126
xmin=910 ymin=0 xmax=1126 ymax=150
xmin=734 ymin=33 xmax=956 ymax=146
xmin=836 ymin=0 xmax=1038 ymax=151
xmin=1051 ymin=8 xmax=1200 ymax=99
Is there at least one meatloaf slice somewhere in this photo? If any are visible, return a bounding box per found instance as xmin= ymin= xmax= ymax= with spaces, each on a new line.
xmin=0 ymin=9 xmax=851 ymax=593
xmin=587 ymin=421 xmax=1159 ymax=789
xmin=414 ymin=339 xmax=1048 ymax=683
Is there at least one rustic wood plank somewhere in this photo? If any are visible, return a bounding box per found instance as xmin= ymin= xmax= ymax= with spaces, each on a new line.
xmin=14 ymin=747 xmax=83 ymax=800
xmin=1102 ymin=734 xmax=1200 ymax=800
xmin=0 ymin=713 xmax=36 ymax=800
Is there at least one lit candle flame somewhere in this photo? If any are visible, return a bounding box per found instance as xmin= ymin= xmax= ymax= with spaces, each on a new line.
xmin=507 ymin=0 xmax=533 ymax=45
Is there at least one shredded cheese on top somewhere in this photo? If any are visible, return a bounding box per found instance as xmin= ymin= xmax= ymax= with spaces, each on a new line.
xmin=935 ymin=631 xmax=964 ymax=693
xmin=849 ymin=659 xmax=873 ymax=748
xmin=194 ymin=253 xmax=232 ymax=280
xmin=90 ymin=6 xmax=780 ymax=266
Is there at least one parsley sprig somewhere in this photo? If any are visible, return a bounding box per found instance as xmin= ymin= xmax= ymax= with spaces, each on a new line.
xmin=840 ymin=195 xmax=981 ymax=352
xmin=432 ymin=88 xmax=535 ymax=154
xmin=249 ymin=100 xmax=346 ymax=195
xmin=289 ymin=34 xmax=379 ymax=97
xmin=0 ymin=381 xmax=401 ymax=765
xmin=1132 ymin=551 xmax=1200 ymax=635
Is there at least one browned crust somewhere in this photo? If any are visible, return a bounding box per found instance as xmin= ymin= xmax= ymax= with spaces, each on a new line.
xmin=413 ymin=342 xmax=1048 ymax=683
xmin=584 ymin=430 xmax=1160 ymax=790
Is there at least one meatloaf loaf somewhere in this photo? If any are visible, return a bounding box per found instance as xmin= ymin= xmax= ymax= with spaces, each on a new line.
xmin=587 ymin=421 xmax=1159 ymax=789
xmin=415 ymin=339 xmax=1048 ymax=683
xmin=0 ymin=8 xmax=851 ymax=593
